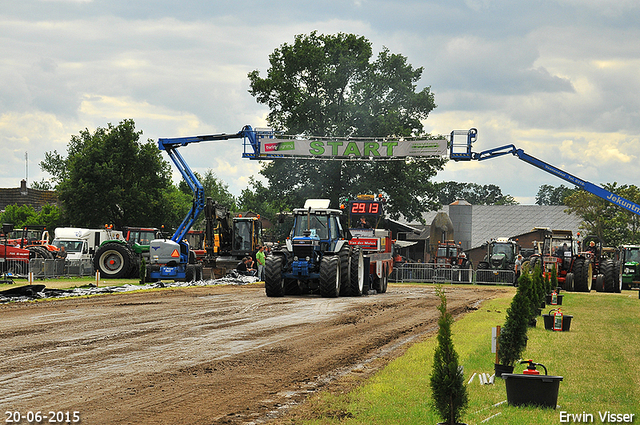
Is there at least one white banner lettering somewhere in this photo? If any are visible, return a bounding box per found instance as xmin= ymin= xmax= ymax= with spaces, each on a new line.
xmin=259 ymin=138 xmax=447 ymax=159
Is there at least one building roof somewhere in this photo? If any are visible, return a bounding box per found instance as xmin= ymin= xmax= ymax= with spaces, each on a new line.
xmin=0 ymin=180 xmax=58 ymax=212
xmin=414 ymin=205 xmax=582 ymax=249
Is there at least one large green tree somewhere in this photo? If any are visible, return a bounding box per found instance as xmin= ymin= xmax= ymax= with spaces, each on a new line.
xmin=435 ymin=181 xmax=518 ymax=205
xmin=0 ymin=204 xmax=62 ymax=233
xmin=247 ymin=32 xmax=446 ymax=222
xmin=40 ymin=119 xmax=185 ymax=229
xmin=564 ymin=183 xmax=640 ymax=246
xmin=535 ymin=184 xmax=577 ymax=205
xmin=179 ymin=170 xmax=236 ymax=210
xmin=238 ymin=176 xmax=293 ymax=242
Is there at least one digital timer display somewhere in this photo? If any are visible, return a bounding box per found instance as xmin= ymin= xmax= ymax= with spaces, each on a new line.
xmin=349 ymin=201 xmax=382 ymax=215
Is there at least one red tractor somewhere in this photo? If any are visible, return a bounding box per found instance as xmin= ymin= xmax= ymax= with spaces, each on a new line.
xmin=1 ymin=223 xmax=31 ymax=277
xmin=527 ymin=230 xmax=592 ymax=292
xmin=430 ymin=240 xmax=472 ymax=283
xmin=580 ymin=235 xmax=618 ymax=293
xmin=7 ymin=225 xmax=59 ymax=259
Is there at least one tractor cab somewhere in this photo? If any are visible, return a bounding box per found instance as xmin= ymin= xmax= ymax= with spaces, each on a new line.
xmin=485 ymin=238 xmax=518 ymax=269
xmin=619 ymin=245 xmax=640 ymax=290
xmin=540 ymin=230 xmax=577 ymax=275
xmin=287 ymin=199 xmax=344 ymax=275
xmin=434 ymin=240 xmax=466 ymax=267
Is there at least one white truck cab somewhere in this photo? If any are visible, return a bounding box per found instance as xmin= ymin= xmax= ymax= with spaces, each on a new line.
xmin=52 ymin=228 xmax=123 ymax=261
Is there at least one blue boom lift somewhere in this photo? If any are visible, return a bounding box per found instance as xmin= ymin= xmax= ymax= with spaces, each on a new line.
xmin=449 ymin=128 xmax=640 ymax=216
xmin=148 ymin=126 xmax=273 ymax=281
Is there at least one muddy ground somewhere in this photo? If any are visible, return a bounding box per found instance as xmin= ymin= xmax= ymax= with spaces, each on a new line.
xmin=0 ymin=283 xmax=508 ymax=424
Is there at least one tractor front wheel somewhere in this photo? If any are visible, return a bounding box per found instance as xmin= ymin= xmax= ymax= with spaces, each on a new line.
xmin=601 ymin=258 xmax=616 ymax=293
xmin=319 ymin=255 xmax=340 ymax=298
xmin=564 ymin=272 xmax=574 ymax=291
xmin=265 ymin=255 xmax=285 ymax=297
xmin=94 ymin=243 xmax=134 ymax=279
xmin=339 ymin=246 xmax=351 ymax=296
xmin=343 ymin=249 xmax=364 ymax=297
xmin=573 ymin=258 xmax=592 ymax=292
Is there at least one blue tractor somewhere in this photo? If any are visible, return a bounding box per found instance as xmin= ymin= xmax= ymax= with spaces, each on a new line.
xmin=264 ymin=199 xmax=362 ymax=297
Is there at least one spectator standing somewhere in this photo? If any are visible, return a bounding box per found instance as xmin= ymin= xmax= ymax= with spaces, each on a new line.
xmin=57 ymin=246 xmax=67 ymax=260
xmin=256 ymin=246 xmax=266 ymax=281
xmin=515 ymin=254 xmax=523 ymax=282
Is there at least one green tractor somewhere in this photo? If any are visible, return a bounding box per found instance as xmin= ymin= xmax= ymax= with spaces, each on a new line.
xmin=93 ymin=227 xmax=161 ymax=279
xmin=476 ymin=237 xmax=520 ymax=284
xmin=617 ymin=245 xmax=640 ymax=290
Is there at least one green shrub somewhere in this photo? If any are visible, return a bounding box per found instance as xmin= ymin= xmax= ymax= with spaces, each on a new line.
xmin=498 ymin=273 xmax=530 ymax=367
xmin=550 ymin=266 xmax=558 ymax=292
xmin=430 ymin=286 xmax=468 ymax=425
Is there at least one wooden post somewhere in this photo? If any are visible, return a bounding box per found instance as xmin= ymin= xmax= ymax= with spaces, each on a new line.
xmin=495 ymin=325 xmax=500 ymax=365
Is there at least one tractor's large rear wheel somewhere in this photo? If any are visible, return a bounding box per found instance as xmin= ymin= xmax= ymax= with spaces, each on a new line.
xmin=28 ymin=246 xmax=55 ymax=260
xmin=265 ymin=255 xmax=284 ymax=297
xmin=185 ymin=265 xmax=196 ymax=282
xmin=185 ymin=263 xmax=203 ymax=282
xmin=94 ymin=242 xmax=134 ymax=279
xmin=319 ymin=255 xmax=340 ymax=298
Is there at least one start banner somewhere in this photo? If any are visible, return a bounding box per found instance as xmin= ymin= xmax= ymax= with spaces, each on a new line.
xmin=259 ymin=138 xmax=447 ymax=159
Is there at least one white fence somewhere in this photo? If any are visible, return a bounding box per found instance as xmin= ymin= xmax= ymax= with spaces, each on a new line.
xmin=390 ymin=263 xmax=515 ymax=285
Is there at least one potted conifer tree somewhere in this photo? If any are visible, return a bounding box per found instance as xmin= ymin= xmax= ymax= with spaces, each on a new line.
xmin=545 ymin=267 xmax=564 ymax=305
xmin=430 ymin=287 xmax=468 ymax=425
xmin=525 ymin=264 xmax=544 ymax=326
xmin=496 ymin=271 xmax=531 ymax=377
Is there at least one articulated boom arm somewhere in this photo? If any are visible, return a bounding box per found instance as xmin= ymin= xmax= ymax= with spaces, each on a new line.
xmin=157 ymin=125 xmax=264 ymax=243
xmin=449 ymin=129 xmax=640 ymax=216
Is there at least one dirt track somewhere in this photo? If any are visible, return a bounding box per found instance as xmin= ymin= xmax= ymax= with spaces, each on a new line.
xmin=0 ymin=283 xmax=508 ymax=424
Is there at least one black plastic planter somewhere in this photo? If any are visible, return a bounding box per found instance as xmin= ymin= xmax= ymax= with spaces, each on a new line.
xmin=545 ymin=293 xmax=563 ymax=305
xmin=542 ymin=314 xmax=572 ymax=331
xmin=494 ymin=363 xmax=514 ymax=378
xmin=502 ymin=373 xmax=563 ymax=408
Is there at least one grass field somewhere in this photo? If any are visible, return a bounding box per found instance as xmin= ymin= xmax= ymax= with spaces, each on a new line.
xmin=294 ymin=286 xmax=640 ymax=425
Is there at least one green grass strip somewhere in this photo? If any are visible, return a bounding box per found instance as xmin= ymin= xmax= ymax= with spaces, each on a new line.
xmin=300 ymin=289 xmax=640 ymax=424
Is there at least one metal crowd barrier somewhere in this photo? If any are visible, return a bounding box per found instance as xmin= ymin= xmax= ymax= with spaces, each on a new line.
xmin=1 ymin=259 xmax=31 ymax=277
xmin=390 ymin=263 xmax=515 ymax=285
xmin=28 ymin=259 xmax=95 ymax=279
xmin=475 ymin=269 xmax=516 ymax=285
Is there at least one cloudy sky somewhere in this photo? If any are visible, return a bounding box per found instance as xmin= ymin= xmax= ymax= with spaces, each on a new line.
xmin=2 ymin=0 xmax=640 ymax=205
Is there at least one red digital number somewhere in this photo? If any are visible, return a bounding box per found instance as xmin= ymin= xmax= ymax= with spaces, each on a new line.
xmin=351 ymin=202 xmax=366 ymax=213
xmin=351 ymin=202 xmax=380 ymax=215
